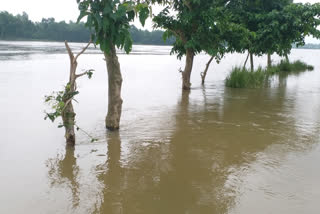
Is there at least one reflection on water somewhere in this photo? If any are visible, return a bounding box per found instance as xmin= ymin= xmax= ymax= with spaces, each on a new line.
xmin=46 ymin=146 xmax=80 ymax=209
xmin=0 ymin=41 xmax=320 ymax=214
xmin=45 ymin=85 xmax=319 ymax=214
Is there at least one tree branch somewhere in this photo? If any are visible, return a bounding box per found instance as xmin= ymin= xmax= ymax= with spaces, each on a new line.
xmin=74 ymin=40 xmax=92 ymax=63
xmin=75 ymin=71 xmax=89 ymax=78
xmin=183 ymin=0 xmax=192 ymax=10
xmin=64 ymin=40 xmax=74 ymax=62
xmin=75 ymin=69 xmax=94 ymax=79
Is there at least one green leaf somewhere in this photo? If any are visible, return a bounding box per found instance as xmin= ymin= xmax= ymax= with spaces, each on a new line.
xmin=139 ymin=7 xmax=149 ymax=26
xmin=127 ymin=11 xmax=135 ymax=21
xmin=124 ymin=35 xmax=133 ymax=54
xmin=77 ymin=11 xmax=90 ymax=23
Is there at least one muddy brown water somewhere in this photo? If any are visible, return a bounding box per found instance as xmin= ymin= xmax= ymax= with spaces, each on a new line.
xmin=0 ymin=41 xmax=320 ymax=214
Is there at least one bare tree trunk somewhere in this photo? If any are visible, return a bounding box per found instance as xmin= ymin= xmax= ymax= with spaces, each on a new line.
xmin=104 ymin=45 xmax=123 ymax=130
xmin=250 ymin=52 xmax=254 ymax=72
xmin=201 ymin=56 xmax=214 ymax=85
xmin=243 ymin=52 xmax=249 ymax=69
xmin=182 ymin=49 xmax=194 ymax=90
xmin=267 ymin=53 xmax=272 ymax=67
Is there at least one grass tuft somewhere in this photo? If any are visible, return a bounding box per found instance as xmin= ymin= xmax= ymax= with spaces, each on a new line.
xmin=225 ymin=67 xmax=266 ymax=88
xmin=226 ymin=60 xmax=314 ymax=88
xmin=266 ymin=60 xmax=314 ymax=74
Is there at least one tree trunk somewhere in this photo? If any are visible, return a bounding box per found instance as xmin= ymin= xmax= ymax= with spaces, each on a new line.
xmin=267 ymin=53 xmax=272 ymax=67
xmin=62 ymin=40 xmax=91 ymax=146
xmin=285 ymin=54 xmax=289 ymax=62
xmin=63 ymin=42 xmax=78 ymax=146
xmin=201 ymin=56 xmax=214 ymax=85
xmin=104 ymin=45 xmax=123 ymax=130
xmin=62 ymin=102 xmax=76 ymax=146
xmin=243 ymin=52 xmax=249 ymax=69
xmin=250 ymin=52 xmax=254 ymax=72
xmin=182 ymin=49 xmax=194 ymax=90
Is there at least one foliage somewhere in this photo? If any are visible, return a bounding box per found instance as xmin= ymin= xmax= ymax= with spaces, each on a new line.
xmin=152 ymin=0 xmax=251 ymax=68
xmin=225 ymin=67 xmax=266 ymax=88
xmin=226 ymin=59 xmax=315 ymax=88
xmin=44 ymin=75 xmax=98 ymax=142
xmin=0 ymin=11 xmax=173 ymax=45
xmin=267 ymin=60 xmax=314 ymax=74
xmin=228 ymin=1 xmax=320 ymax=58
xmin=76 ymin=0 xmax=159 ymax=54
xmin=44 ymin=84 xmax=78 ymax=124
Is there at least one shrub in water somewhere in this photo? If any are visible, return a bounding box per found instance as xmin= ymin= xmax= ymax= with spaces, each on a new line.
xmin=226 ymin=67 xmax=266 ymax=88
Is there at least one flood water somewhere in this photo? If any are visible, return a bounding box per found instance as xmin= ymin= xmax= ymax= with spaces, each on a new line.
xmin=0 ymin=41 xmax=320 ymax=214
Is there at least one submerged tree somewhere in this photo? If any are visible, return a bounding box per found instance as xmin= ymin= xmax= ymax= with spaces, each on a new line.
xmin=226 ymin=0 xmax=293 ymax=70
xmin=153 ymin=1 xmax=222 ymax=89
xmin=45 ymin=41 xmax=95 ymax=146
xmin=229 ymin=0 xmax=320 ymax=68
xmin=77 ymin=0 xmax=162 ymax=130
xmin=154 ymin=0 xmax=249 ymax=88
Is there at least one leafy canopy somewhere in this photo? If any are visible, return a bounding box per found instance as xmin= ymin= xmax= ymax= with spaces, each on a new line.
xmin=153 ymin=0 xmax=249 ymax=61
xmin=77 ymin=0 xmax=161 ymax=54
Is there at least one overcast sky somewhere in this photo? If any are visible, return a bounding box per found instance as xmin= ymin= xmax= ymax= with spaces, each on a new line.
xmin=0 ymin=0 xmax=319 ymax=42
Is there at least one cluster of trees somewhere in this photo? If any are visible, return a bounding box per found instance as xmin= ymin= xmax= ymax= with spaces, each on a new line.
xmin=154 ymin=0 xmax=320 ymax=88
xmin=0 ymin=11 xmax=174 ymax=44
xmin=45 ymin=0 xmax=320 ymax=145
xmin=0 ymin=11 xmax=90 ymax=42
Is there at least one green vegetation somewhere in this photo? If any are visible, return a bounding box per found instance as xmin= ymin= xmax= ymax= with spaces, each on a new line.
xmin=226 ymin=67 xmax=266 ymax=88
xmin=0 ymin=11 xmax=173 ymax=45
xmin=34 ymin=0 xmax=320 ymax=142
xmin=153 ymin=0 xmax=249 ymax=89
xmin=268 ymin=60 xmax=314 ymax=74
xmin=226 ymin=60 xmax=314 ymax=88
xmin=44 ymin=41 xmax=97 ymax=145
xmin=76 ymin=0 xmax=164 ymax=130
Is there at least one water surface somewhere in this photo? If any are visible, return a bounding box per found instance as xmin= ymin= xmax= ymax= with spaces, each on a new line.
xmin=0 ymin=41 xmax=320 ymax=214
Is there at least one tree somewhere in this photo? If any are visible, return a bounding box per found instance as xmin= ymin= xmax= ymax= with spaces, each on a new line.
xmin=45 ymin=41 xmax=95 ymax=146
xmin=228 ymin=0 xmax=320 ymax=68
xmin=226 ymin=0 xmax=293 ymax=70
xmin=153 ymin=0 xmax=248 ymax=89
xmin=77 ymin=0 xmax=167 ymax=130
xmin=272 ymin=3 xmax=320 ymax=62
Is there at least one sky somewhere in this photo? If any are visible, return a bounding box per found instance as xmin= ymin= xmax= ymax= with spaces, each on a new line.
xmin=0 ymin=0 xmax=320 ymax=42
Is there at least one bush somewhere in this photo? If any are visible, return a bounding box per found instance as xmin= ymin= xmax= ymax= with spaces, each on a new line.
xmin=226 ymin=67 xmax=266 ymax=88
xmin=226 ymin=59 xmax=314 ymax=88
xmin=278 ymin=60 xmax=292 ymax=71
xmin=266 ymin=66 xmax=280 ymax=75
xmin=279 ymin=60 xmax=313 ymax=72
xmin=265 ymin=60 xmax=314 ymax=75
xmin=307 ymin=65 xmax=314 ymax=71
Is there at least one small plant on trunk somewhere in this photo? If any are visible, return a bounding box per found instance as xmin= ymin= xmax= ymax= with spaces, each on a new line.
xmin=44 ymin=41 xmax=97 ymax=146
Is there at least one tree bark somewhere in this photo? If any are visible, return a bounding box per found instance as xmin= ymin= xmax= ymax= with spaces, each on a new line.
xmin=62 ymin=99 xmax=76 ymax=146
xmin=250 ymin=52 xmax=254 ymax=72
xmin=267 ymin=53 xmax=272 ymax=68
xmin=182 ymin=49 xmax=194 ymax=90
xmin=201 ymin=56 xmax=214 ymax=85
xmin=243 ymin=52 xmax=249 ymax=69
xmin=285 ymin=54 xmax=289 ymax=62
xmin=104 ymin=45 xmax=123 ymax=130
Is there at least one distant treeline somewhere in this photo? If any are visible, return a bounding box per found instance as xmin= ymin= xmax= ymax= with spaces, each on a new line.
xmin=296 ymin=43 xmax=320 ymax=49
xmin=0 ymin=11 xmax=174 ymax=45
